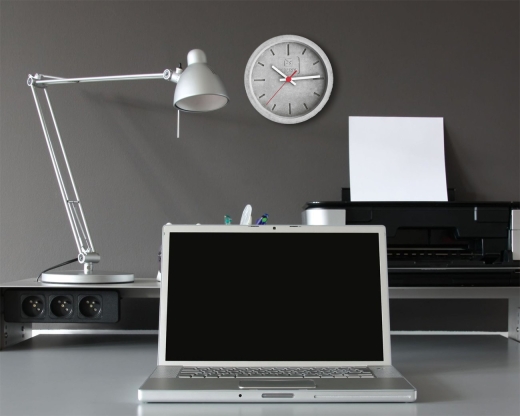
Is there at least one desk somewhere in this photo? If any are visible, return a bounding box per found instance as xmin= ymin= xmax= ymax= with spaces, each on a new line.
xmin=2 ymin=279 xmax=519 ymax=350
xmin=0 ymin=334 xmax=518 ymax=416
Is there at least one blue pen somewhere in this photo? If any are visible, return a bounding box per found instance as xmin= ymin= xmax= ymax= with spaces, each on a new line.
xmin=255 ymin=213 xmax=269 ymax=225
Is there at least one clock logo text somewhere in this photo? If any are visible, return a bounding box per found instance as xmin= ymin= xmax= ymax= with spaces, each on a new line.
xmin=280 ymin=56 xmax=300 ymax=76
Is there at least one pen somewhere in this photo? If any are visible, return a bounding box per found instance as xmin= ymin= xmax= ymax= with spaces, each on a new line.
xmin=255 ymin=213 xmax=269 ymax=225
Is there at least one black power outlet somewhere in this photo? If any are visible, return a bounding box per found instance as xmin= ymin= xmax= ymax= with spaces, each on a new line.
xmin=3 ymin=290 xmax=119 ymax=323
xmin=21 ymin=295 xmax=45 ymax=319
xmin=78 ymin=295 xmax=102 ymax=319
xmin=49 ymin=295 xmax=73 ymax=318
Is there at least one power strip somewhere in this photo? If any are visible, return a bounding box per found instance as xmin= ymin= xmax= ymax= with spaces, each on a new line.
xmin=3 ymin=289 xmax=119 ymax=323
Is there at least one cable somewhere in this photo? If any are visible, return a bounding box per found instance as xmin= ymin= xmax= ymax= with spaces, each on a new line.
xmin=36 ymin=258 xmax=78 ymax=282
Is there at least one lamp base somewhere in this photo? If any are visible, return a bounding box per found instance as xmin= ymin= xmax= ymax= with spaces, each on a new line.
xmin=41 ymin=271 xmax=134 ymax=284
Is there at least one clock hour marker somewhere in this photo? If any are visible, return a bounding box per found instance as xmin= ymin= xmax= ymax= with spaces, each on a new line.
xmin=272 ymin=104 xmax=277 ymax=110
xmin=314 ymin=92 xmax=321 ymax=97
xmin=289 ymin=103 xmax=292 ymax=115
xmin=270 ymin=49 xmax=275 ymax=56
xmin=257 ymin=62 xmax=264 ymax=66
xmin=254 ymin=79 xmax=265 ymax=81
xmin=287 ymin=44 xmax=290 ymax=55
xmin=259 ymin=94 xmax=265 ymax=99
xmin=302 ymin=48 xmax=307 ymax=55
xmin=313 ymin=60 xmax=320 ymax=65
xmin=303 ymin=103 xmax=308 ymax=110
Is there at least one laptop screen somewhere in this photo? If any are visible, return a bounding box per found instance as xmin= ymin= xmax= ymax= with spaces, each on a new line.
xmin=162 ymin=226 xmax=386 ymax=363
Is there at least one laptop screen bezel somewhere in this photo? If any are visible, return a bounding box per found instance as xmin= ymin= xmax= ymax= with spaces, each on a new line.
xmin=157 ymin=224 xmax=392 ymax=367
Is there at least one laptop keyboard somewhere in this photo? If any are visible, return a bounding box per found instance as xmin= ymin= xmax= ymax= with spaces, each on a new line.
xmin=179 ymin=367 xmax=375 ymax=378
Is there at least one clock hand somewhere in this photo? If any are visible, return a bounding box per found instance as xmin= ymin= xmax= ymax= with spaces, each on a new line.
xmin=265 ymin=70 xmax=297 ymax=106
xmin=279 ymin=75 xmax=321 ymax=81
xmin=271 ymin=65 xmax=296 ymax=85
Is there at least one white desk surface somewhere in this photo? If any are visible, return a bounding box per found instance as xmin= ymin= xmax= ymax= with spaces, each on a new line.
xmin=0 ymin=334 xmax=518 ymax=416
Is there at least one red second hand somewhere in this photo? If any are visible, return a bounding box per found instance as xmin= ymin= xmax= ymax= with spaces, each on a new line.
xmin=265 ymin=70 xmax=297 ymax=106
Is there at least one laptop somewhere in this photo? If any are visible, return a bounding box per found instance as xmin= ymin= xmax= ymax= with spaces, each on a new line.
xmin=138 ymin=223 xmax=417 ymax=403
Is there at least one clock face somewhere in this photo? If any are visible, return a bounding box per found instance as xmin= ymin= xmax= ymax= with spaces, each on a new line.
xmin=244 ymin=35 xmax=333 ymax=124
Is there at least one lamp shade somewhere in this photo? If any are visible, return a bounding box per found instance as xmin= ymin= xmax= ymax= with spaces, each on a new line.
xmin=173 ymin=49 xmax=229 ymax=112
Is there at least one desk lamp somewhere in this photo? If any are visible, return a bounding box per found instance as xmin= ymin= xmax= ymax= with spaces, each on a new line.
xmin=27 ymin=49 xmax=229 ymax=284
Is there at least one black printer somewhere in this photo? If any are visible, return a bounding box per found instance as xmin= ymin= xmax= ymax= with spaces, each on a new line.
xmin=302 ymin=189 xmax=520 ymax=286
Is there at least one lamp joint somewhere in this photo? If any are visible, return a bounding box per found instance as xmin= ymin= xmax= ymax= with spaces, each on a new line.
xmin=78 ymin=252 xmax=101 ymax=264
xmin=27 ymin=74 xmax=45 ymax=88
xmin=163 ymin=68 xmax=181 ymax=84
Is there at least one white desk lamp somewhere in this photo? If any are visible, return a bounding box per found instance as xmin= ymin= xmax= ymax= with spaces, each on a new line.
xmin=27 ymin=49 xmax=229 ymax=284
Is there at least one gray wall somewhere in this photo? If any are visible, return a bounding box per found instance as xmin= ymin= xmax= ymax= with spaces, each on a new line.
xmin=1 ymin=0 xmax=519 ymax=288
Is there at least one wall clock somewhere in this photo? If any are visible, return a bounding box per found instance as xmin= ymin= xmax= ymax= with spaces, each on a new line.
xmin=244 ymin=34 xmax=333 ymax=124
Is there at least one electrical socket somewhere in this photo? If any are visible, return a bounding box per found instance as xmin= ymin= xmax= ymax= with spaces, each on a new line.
xmin=49 ymin=295 xmax=73 ymax=319
xmin=78 ymin=295 xmax=102 ymax=319
xmin=21 ymin=295 xmax=45 ymax=319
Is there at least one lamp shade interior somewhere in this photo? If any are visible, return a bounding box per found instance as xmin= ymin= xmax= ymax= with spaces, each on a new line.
xmin=175 ymin=94 xmax=228 ymax=112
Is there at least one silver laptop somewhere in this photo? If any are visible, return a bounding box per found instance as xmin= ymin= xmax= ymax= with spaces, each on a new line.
xmin=138 ymin=224 xmax=417 ymax=403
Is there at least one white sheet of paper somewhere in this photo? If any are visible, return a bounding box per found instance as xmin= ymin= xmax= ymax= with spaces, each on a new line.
xmin=349 ymin=116 xmax=448 ymax=201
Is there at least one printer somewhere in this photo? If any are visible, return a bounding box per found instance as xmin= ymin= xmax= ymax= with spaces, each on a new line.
xmin=302 ymin=189 xmax=520 ymax=286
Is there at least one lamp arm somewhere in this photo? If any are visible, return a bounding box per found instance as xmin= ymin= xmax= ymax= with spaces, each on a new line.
xmin=29 ymin=69 xmax=180 ymax=87
xmin=26 ymin=69 xmax=180 ymax=274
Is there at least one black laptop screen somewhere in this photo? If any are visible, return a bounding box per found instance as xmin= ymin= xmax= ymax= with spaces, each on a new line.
xmin=166 ymin=231 xmax=384 ymax=361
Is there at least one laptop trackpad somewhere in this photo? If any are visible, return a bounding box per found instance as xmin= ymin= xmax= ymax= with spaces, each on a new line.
xmin=239 ymin=380 xmax=316 ymax=389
